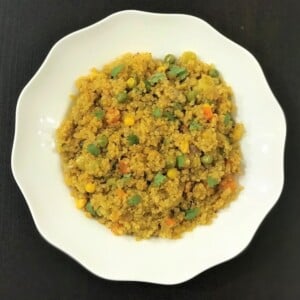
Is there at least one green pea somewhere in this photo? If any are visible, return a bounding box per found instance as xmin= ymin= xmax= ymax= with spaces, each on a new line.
xmin=94 ymin=109 xmax=105 ymax=120
xmin=186 ymin=90 xmax=197 ymax=103
xmin=128 ymin=194 xmax=142 ymax=206
xmin=224 ymin=113 xmax=232 ymax=126
xmin=152 ymin=107 xmax=162 ymax=118
xmin=87 ymin=144 xmax=100 ymax=156
xmin=127 ymin=134 xmax=139 ymax=145
xmin=164 ymin=54 xmax=176 ymax=64
xmin=97 ymin=135 xmax=108 ymax=148
xmin=201 ymin=154 xmax=213 ymax=165
xmin=209 ymin=69 xmax=219 ymax=77
xmin=116 ymin=91 xmax=128 ymax=103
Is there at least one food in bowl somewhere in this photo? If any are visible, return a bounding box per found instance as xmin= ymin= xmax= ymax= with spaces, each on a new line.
xmin=56 ymin=52 xmax=244 ymax=239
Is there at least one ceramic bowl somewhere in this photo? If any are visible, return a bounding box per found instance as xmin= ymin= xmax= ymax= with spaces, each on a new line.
xmin=11 ymin=10 xmax=286 ymax=284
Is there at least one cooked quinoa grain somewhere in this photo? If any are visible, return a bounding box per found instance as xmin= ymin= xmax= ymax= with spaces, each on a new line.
xmin=56 ymin=52 xmax=244 ymax=239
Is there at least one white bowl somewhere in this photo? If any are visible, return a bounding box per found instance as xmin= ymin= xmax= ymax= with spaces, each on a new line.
xmin=11 ymin=10 xmax=286 ymax=284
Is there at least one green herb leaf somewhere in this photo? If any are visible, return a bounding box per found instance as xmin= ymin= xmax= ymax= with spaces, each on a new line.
xmin=163 ymin=111 xmax=176 ymax=121
xmin=111 ymin=64 xmax=124 ymax=78
xmin=85 ymin=202 xmax=97 ymax=216
xmin=128 ymin=194 xmax=142 ymax=206
xmin=176 ymin=155 xmax=185 ymax=168
xmin=184 ymin=208 xmax=200 ymax=220
xmin=189 ymin=119 xmax=202 ymax=131
xmin=87 ymin=144 xmax=100 ymax=156
xmin=148 ymin=73 xmax=166 ymax=85
xmin=153 ymin=172 xmax=167 ymax=187
xmin=152 ymin=107 xmax=162 ymax=118
xmin=94 ymin=109 xmax=105 ymax=120
xmin=207 ymin=176 xmax=219 ymax=188
xmin=168 ymin=65 xmax=188 ymax=80
xmin=127 ymin=134 xmax=139 ymax=145
xmin=224 ymin=113 xmax=232 ymax=126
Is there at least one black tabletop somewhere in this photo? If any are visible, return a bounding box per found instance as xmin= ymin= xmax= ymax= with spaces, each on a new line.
xmin=1 ymin=0 xmax=299 ymax=299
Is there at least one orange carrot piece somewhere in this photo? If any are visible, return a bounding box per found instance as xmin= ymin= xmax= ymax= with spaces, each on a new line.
xmin=165 ymin=217 xmax=176 ymax=227
xmin=118 ymin=160 xmax=130 ymax=174
xmin=110 ymin=223 xmax=124 ymax=235
xmin=116 ymin=188 xmax=126 ymax=199
xmin=221 ymin=176 xmax=237 ymax=191
xmin=106 ymin=107 xmax=120 ymax=125
xmin=203 ymin=105 xmax=213 ymax=120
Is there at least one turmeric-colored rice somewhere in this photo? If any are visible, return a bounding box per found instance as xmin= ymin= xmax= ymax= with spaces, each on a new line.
xmin=56 ymin=52 xmax=244 ymax=239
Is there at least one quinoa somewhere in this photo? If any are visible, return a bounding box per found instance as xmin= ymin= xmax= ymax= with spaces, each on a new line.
xmin=56 ymin=52 xmax=244 ymax=239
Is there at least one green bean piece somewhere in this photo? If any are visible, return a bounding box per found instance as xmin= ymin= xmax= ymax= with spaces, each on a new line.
xmin=176 ymin=155 xmax=185 ymax=168
xmin=111 ymin=64 xmax=124 ymax=78
xmin=184 ymin=208 xmax=200 ymax=220
xmin=207 ymin=176 xmax=219 ymax=188
xmin=86 ymin=202 xmax=97 ymax=216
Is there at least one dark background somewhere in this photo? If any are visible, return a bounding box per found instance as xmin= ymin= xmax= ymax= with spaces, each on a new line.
xmin=1 ymin=0 xmax=299 ymax=299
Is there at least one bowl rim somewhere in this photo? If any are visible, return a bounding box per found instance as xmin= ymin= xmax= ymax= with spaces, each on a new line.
xmin=11 ymin=9 xmax=287 ymax=285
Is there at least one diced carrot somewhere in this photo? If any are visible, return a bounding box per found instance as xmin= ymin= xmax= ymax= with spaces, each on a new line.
xmin=116 ymin=188 xmax=126 ymax=199
xmin=110 ymin=223 xmax=124 ymax=235
xmin=165 ymin=217 xmax=176 ymax=227
xmin=118 ymin=160 xmax=130 ymax=174
xmin=220 ymin=176 xmax=237 ymax=191
xmin=203 ymin=104 xmax=213 ymax=121
xmin=105 ymin=107 xmax=120 ymax=125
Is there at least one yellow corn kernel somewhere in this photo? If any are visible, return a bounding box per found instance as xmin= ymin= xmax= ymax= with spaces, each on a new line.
xmin=179 ymin=140 xmax=189 ymax=153
xmin=126 ymin=77 xmax=136 ymax=89
xmin=231 ymin=123 xmax=244 ymax=142
xmin=157 ymin=65 xmax=167 ymax=73
xmin=167 ymin=168 xmax=179 ymax=179
xmin=181 ymin=51 xmax=197 ymax=63
xmin=85 ymin=182 xmax=96 ymax=193
xmin=123 ymin=115 xmax=135 ymax=126
xmin=76 ymin=198 xmax=87 ymax=209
